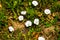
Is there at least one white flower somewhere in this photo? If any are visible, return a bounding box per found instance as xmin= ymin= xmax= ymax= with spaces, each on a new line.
xmin=44 ymin=9 xmax=51 ymax=14
xmin=34 ymin=18 xmax=39 ymax=25
xmin=38 ymin=37 xmax=45 ymax=40
xmin=21 ymin=11 xmax=26 ymax=15
xmin=8 ymin=26 xmax=14 ymax=32
xmin=18 ymin=15 xmax=24 ymax=21
xmin=32 ymin=1 xmax=38 ymax=6
xmin=25 ymin=20 xmax=32 ymax=27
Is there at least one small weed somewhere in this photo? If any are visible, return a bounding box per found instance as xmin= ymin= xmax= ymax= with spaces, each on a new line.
xmin=26 ymin=8 xmax=37 ymax=21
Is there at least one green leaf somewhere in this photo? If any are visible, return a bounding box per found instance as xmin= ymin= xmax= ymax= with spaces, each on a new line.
xmin=13 ymin=1 xmax=17 ymax=8
xmin=29 ymin=2 xmax=31 ymax=6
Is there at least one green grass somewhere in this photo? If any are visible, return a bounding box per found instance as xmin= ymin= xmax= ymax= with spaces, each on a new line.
xmin=0 ymin=0 xmax=60 ymax=40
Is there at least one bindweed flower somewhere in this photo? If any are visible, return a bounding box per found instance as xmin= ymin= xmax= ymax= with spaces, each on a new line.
xmin=8 ymin=26 xmax=14 ymax=32
xmin=32 ymin=1 xmax=38 ymax=6
xmin=34 ymin=18 xmax=39 ymax=25
xmin=18 ymin=15 xmax=24 ymax=21
xmin=44 ymin=9 xmax=51 ymax=14
xmin=21 ymin=11 xmax=26 ymax=15
xmin=25 ymin=20 xmax=32 ymax=27
xmin=38 ymin=36 xmax=45 ymax=40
